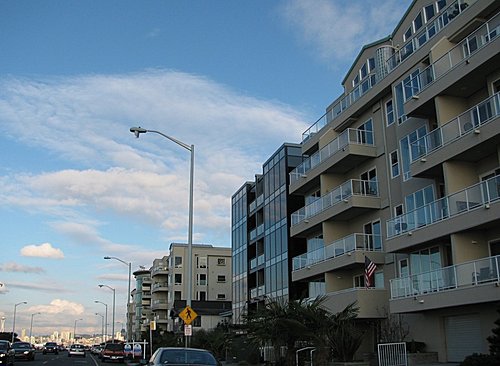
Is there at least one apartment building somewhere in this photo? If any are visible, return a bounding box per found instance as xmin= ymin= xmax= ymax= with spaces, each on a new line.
xmin=163 ymin=243 xmax=232 ymax=332
xmin=232 ymin=0 xmax=500 ymax=362
xmin=151 ymin=256 xmax=169 ymax=331
xmin=131 ymin=268 xmax=152 ymax=341
xmin=231 ymin=143 xmax=307 ymax=324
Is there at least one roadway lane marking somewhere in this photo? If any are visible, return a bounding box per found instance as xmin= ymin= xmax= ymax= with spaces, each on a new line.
xmin=89 ymin=353 xmax=100 ymax=366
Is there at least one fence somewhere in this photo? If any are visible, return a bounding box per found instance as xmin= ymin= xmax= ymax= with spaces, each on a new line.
xmin=378 ymin=342 xmax=407 ymax=366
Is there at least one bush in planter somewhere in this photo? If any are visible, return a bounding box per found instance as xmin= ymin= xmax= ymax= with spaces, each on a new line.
xmin=459 ymin=353 xmax=499 ymax=366
xmin=405 ymin=340 xmax=425 ymax=353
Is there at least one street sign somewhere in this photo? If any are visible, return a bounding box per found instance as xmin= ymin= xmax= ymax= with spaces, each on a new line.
xmin=150 ymin=320 xmax=156 ymax=330
xmin=184 ymin=324 xmax=192 ymax=336
xmin=178 ymin=305 xmax=198 ymax=325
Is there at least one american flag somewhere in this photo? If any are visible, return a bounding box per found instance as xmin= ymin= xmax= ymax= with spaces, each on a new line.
xmin=365 ymin=256 xmax=377 ymax=288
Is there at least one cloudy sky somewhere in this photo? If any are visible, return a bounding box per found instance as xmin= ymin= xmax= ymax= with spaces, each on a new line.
xmin=0 ymin=0 xmax=411 ymax=338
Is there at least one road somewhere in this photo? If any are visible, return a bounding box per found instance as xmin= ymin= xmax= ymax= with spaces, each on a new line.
xmin=15 ymin=350 xmax=104 ymax=366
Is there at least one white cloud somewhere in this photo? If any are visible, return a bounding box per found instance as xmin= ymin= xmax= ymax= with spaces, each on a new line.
xmin=0 ymin=69 xmax=310 ymax=246
xmin=29 ymin=299 xmax=84 ymax=315
xmin=0 ymin=262 xmax=45 ymax=273
xmin=281 ymin=0 xmax=411 ymax=65
xmin=20 ymin=243 xmax=64 ymax=259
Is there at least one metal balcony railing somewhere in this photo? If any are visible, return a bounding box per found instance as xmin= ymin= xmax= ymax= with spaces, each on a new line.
xmin=292 ymin=233 xmax=383 ymax=271
xmin=300 ymin=0 xmax=474 ymax=143
xmin=290 ymin=129 xmax=374 ymax=184
xmin=387 ymin=174 xmax=500 ymax=238
xmin=404 ymin=11 xmax=499 ymax=99
xmin=411 ymin=93 xmax=500 ymax=162
xmin=291 ymin=179 xmax=379 ymax=226
xmin=151 ymin=265 xmax=169 ymax=275
xmin=390 ymin=255 xmax=500 ymax=299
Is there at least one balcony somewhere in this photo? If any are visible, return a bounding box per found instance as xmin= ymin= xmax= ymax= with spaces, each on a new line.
xmin=404 ymin=11 xmax=500 ymax=114
xmin=321 ymin=287 xmax=388 ymax=318
xmin=390 ymin=255 xmax=500 ymax=313
xmin=386 ymin=175 xmax=500 ymax=251
xmin=292 ymin=233 xmax=382 ymax=271
xmin=289 ymin=129 xmax=376 ymax=194
xmin=151 ymin=265 xmax=169 ymax=276
xmin=151 ymin=299 xmax=169 ymax=311
xmin=249 ymin=223 xmax=264 ymax=241
xmin=250 ymin=254 xmax=265 ymax=270
xmin=291 ymin=179 xmax=380 ymax=237
xmin=152 ymin=282 xmax=169 ymax=293
xmin=249 ymin=285 xmax=265 ymax=300
xmin=410 ymin=93 xmax=500 ymax=177
xmin=300 ymin=0 xmax=475 ymax=145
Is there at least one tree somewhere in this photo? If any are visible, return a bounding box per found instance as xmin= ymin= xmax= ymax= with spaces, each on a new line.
xmin=327 ymin=302 xmax=364 ymax=362
xmin=487 ymin=306 xmax=500 ymax=358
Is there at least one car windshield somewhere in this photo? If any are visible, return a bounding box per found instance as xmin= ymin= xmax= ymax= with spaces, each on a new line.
xmin=0 ymin=343 xmax=8 ymax=351
xmin=13 ymin=343 xmax=31 ymax=349
xmin=106 ymin=343 xmax=124 ymax=351
xmin=159 ymin=349 xmax=217 ymax=365
xmin=46 ymin=342 xmax=57 ymax=346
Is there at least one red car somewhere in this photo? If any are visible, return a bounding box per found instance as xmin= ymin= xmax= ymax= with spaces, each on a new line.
xmin=101 ymin=342 xmax=125 ymax=363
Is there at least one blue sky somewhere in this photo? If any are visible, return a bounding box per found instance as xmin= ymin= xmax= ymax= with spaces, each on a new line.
xmin=0 ymin=0 xmax=412 ymax=337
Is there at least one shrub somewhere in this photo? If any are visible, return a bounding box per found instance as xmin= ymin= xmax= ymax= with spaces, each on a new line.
xmin=459 ymin=353 xmax=499 ymax=366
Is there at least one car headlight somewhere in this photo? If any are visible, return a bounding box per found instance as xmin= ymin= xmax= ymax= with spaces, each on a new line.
xmin=24 ymin=351 xmax=29 ymax=354
xmin=0 ymin=353 xmax=5 ymax=357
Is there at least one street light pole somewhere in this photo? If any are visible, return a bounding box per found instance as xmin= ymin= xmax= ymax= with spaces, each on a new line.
xmin=99 ymin=284 xmax=116 ymax=341
xmin=104 ymin=256 xmax=132 ymax=341
xmin=129 ymin=126 xmax=194 ymax=308
xmin=95 ymin=300 xmax=108 ymax=342
xmin=95 ymin=313 xmax=105 ymax=343
xmin=73 ymin=318 xmax=82 ymax=343
xmin=12 ymin=301 xmax=27 ymax=343
xmin=29 ymin=312 xmax=41 ymax=343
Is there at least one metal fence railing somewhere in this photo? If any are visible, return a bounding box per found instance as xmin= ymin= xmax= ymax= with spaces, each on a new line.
xmin=378 ymin=342 xmax=407 ymax=366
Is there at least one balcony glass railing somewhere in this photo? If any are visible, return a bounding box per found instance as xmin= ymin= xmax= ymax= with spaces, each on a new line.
xmin=153 ymin=282 xmax=168 ymax=289
xmin=250 ymin=254 xmax=265 ymax=269
xmin=411 ymin=93 xmax=500 ymax=161
xmin=290 ymin=129 xmax=375 ymax=184
xmin=387 ymin=174 xmax=500 ymax=238
xmin=291 ymin=179 xmax=379 ymax=226
xmin=250 ymin=223 xmax=265 ymax=240
xmin=387 ymin=0 xmax=476 ymax=73
xmin=300 ymin=0 xmax=474 ymax=144
xmin=390 ymin=255 xmax=500 ymax=299
xmin=292 ymin=233 xmax=382 ymax=271
xmin=405 ymin=11 xmax=499 ymax=98
xmin=250 ymin=285 xmax=265 ymax=299
xmin=151 ymin=265 xmax=168 ymax=275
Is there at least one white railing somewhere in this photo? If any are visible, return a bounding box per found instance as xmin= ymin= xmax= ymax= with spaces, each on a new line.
xmin=386 ymin=0 xmax=476 ymax=74
xmin=290 ymin=128 xmax=374 ymax=184
xmin=378 ymin=342 xmax=407 ymax=366
xmin=387 ymin=174 xmax=500 ymax=238
xmin=292 ymin=233 xmax=382 ymax=271
xmin=411 ymin=93 xmax=500 ymax=162
xmin=301 ymin=0 xmax=475 ymax=143
xmin=291 ymin=179 xmax=378 ymax=226
xmin=390 ymin=255 xmax=500 ymax=299
xmin=405 ymin=11 xmax=499 ymax=98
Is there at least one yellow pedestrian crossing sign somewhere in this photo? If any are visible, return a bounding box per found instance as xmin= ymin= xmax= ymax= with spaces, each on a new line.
xmin=179 ymin=305 xmax=197 ymax=325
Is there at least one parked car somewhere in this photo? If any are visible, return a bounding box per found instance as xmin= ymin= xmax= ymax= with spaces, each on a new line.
xmin=143 ymin=347 xmax=220 ymax=365
xmin=0 ymin=340 xmax=15 ymax=365
xmin=43 ymin=341 xmax=59 ymax=354
xmin=68 ymin=344 xmax=86 ymax=357
xmin=12 ymin=341 xmax=35 ymax=361
xmin=101 ymin=342 xmax=125 ymax=363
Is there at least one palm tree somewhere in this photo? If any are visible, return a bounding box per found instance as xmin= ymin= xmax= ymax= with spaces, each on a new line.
xmin=327 ymin=302 xmax=364 ymax=362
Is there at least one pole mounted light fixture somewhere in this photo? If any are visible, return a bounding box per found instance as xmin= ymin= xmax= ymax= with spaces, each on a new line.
xmin=104 ymin=255 xmax=132 ymax=341
xmin=12 ymin=301 xmax=27 ymax=343
xmin=99 ymin=284 xmax=116 ymax=341
xmin=129 ymin=126 xmax=194 ymax=308
xmin=95 ymin=300 xmax=108 ymax=342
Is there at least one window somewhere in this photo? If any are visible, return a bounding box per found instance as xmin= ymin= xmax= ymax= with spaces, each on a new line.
xmin=198 ymin=273 xmax=207 ymax=285
xmin=360 ymin=63 xmax=368 ymax=79
xmin=364 ymin=220 xmax=382 ymax=250
xmin=400 ymin=126 xmax=427 ymax=180
xmin=217 ymin=293 xmax=226 ymax=300
xmin=413 ymin=12 xmax=423 ymax=32
xmin=368 ymin=58 xmax=375 ymax=72
xmin=357 ymin=118 xmax=373 ymax=145
xmin=197 ymin=291 xmax=206 ymax=301
xmin=217 ymin=275 xmax=226 ymax=283
xmin=394 ymin=204 xmax=404 ymax=217
xmin=174 ymin=274 xmax=182 ymax=285
xmin=197 ymin=256 xmax=207 ymax=268
xmin=424 ymin=4 xmax=435 ymax=21
xmin=174 ymin=256 xmax=182 ymax=268
xmin=174 ymin=291 xmax=182 ymax=300
xmin=437 ymin=0 xmax=446 ymax=12
xmin=403 ymin=26 xmax=412 ymax=42
xmin=360 ymin=167 xmax=377 ymax=195
xmin=386 ymin=99 xmax=394 ymax=126
xmin=217 ymin=258 xmax=226 ymax=266
xmin=390 ymin=150 xmax=400 ymax=178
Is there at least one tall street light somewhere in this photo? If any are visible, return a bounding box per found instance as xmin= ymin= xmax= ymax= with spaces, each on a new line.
xmin=12 ymin=301 xmax=27 ymax=343
xmin=29 ymin=312 xmax=41 ymax=342
xmin=99 ymin=284 xmax=116 ymax=341
xmin=95 ymin=300 xmax=108 ymax=342
xmin=130 ymin=126 xmax=194 ymax=308
xmin=73 ymin=318 xmax=83 ymax=343
xmin=95 ymin=313 xmax=105 ymax=343
xmin=104 ymin=255 xmax=132 ymax=341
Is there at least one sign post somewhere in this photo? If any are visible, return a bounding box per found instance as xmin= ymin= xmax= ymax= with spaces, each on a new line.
xmin=179 ymin=306 xmax=197 ymax=347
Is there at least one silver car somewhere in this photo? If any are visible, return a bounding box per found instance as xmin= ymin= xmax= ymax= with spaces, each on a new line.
xmin=144 ymin=347 xmax=220 ymax=365
xmin=68 ymin=344 xmax=86 ymax=357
